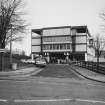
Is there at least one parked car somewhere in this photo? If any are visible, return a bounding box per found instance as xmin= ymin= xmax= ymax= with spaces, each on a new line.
xmin=35 ymin=58 xmax=47 ymax=67
xmin=21 ymin=59 xmax=29 ymax=63
xmin=26 ymin=59 xmax=35 ymax=64
xmin=21 ymin=59 xmax=26 ymax=63
xmin=21 ymin=59 xmax=35 ymax=64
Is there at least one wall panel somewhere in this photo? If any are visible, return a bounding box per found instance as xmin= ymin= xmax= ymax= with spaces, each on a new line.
xmin=32 ymin=46 xmax=41 ymax=52
xmin=76 ymin=44 xmax=86 ymax=52
xmin=43 ymin=28 xmax=70 ymax=36
xmin=32 ymin=38 xmax=41 ymax=45
xmin=76 ymin=36 xmax=86 ymax=43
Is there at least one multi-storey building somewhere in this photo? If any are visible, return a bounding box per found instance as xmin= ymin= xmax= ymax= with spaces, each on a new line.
xmin=31 ymin=26 xmax=95 ymax=63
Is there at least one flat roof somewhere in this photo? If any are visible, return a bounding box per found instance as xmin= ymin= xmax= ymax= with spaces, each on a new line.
xmin=32 ymin=25 xmax=91 ymax=36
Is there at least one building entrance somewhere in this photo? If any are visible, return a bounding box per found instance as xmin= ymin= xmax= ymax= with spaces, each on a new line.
xmin=49 ymin=52 xmax=66 ymax=63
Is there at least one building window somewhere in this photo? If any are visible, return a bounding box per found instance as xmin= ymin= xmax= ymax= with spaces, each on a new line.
xmin=43 ymin=45 xmax=45 ymax=50
xmin=53 ymin=44 xmax=59 ymax=50
xmin=66 ymin=44 xmax=71 ymax=49
xmin=43 ymin=43 xmax=71 ymax=50
xmin=60 ymin=44 xmax=66 ymax=49
xmin=66 ymin=36 xmax=71 ymax=41
xmin=50 ymin=44 xmax=53 ymax=50
xmin=43 ymin=36 xmax=71 ymax=42
xmin=76 ymin=28 xmax=86 ymax=33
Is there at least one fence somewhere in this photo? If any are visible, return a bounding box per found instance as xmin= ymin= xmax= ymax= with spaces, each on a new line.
xmin=73 ymin=61 xmax=105 ymax=74
xmin=0 ymin=52 xmax=31 ymax=71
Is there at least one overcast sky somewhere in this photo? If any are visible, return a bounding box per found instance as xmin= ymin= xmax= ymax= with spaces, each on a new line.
xmin=27 ymin=0 xmax=105 ymax=34
xmin=14 ymin=0 xmax=105 ymax=55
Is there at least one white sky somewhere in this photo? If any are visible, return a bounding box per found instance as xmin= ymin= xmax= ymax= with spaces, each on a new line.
xmin=14 ymin=0 xmax=105 ymax=55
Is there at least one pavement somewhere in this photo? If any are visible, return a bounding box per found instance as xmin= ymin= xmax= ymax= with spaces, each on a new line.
xmin=0 ymin=65 xmax=43 ymax=79
xmin=70 ymin=64 xmax=105 ymax=83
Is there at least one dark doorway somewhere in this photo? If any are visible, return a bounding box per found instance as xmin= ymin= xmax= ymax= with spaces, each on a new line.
xmin=49 ymin=52 xmax=66 ymax=63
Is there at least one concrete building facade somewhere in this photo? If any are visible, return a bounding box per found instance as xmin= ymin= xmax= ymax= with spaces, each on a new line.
xmin=31 ymin=26 xmax=95 ymax=63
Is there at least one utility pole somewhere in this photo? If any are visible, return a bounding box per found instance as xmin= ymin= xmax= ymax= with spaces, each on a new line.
xmin=10 ymin=25 xmax=12 ymax=68
xmin=0 ymin=51 xmax=3 ymax=71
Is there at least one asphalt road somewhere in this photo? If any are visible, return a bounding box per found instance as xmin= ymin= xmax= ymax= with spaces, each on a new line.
xmin=34 ymin=64 xmax=83 ymax=79
xmin=0 ymin=64 xmax=105 ymax=105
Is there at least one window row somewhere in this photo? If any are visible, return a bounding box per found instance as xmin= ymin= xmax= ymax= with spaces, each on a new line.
xmin=43 ymin=44 xmax=72 ymax=50
xmin=43 ymin=36 xmax=71 ymax=42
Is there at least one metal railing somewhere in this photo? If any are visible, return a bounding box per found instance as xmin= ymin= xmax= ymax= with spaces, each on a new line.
xmin=71 ymin=61 xmax=105 ymax=74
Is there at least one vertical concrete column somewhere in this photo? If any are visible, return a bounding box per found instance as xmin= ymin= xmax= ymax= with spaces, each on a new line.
xmin=0 ymin=52 xmax=2 ymax=71
xmin=85 ymin=53 xmax=87 ymax=61
xmin=66 ymin=55 xmax=69 ymax=63
xmin=31 ymin=54 xmax=34 ymax=60
xmin=65 ymin=52 xmax=69 ymax=63
xmin=46 ymin=53 xmax=50 ymax=63
xmin=40 ymin=30 xmax=43 ymax=56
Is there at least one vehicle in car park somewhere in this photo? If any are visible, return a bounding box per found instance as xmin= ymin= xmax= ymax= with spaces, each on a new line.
xmin=35 ymin=58 xmax=47 ymax=67
xmin=21 ymin=59 xmax=35 ymax=64
xmin=26 ymin=59 xmax=35 ymax=64
xmin=21 ymin=59 xmax=26 ymax=63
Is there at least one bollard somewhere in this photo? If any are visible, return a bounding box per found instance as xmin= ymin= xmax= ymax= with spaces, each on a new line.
xmin=12 ymin=63 xmax=17 ymax=70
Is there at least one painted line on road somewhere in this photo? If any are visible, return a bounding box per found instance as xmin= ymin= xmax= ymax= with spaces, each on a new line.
xmin=0 ymin=99 xmax=8 ymax=102
xmin=14 ymin=99 xmax=73 ymax=102
xmin=0 ymin=98 xmax=105 ymax=104
xmin=14 ymin=98 xmax=105 ymax=103
xmin=76 ymin=98 xmax=105 ymax=104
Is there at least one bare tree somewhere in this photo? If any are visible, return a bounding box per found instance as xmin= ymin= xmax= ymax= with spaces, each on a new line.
xmin=99 ymin=10 xmax=105 ymax=34
xmin=0 ymin=0 xmax=27 ymax=49
xmin=93 ymin=34 xmax=105 ymax=71
xmin=0 ymin=0 xmax=27 ymax=70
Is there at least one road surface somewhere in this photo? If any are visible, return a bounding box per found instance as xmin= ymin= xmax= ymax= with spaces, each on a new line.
xmin=0 ymin=64 xmax=105 ymax=105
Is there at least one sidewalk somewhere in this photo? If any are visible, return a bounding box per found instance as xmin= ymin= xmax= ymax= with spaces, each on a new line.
xmin=70 ymin=65 xmax=105 ymax=83
xmin=0 ymin=66 xmax=42 ymax=78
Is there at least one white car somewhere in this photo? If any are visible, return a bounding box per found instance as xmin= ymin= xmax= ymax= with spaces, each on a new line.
xmin=26 ymin=59 xmax=35 ymax=64
xmin=35 ymin=58 xmax=46 ymax=67
xmin=21 ymin=59 xmax=27 ymax=63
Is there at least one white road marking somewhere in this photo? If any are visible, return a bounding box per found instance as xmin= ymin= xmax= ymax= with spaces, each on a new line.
xmin=14 ymin=99 xmax=73 ymax=102
xmin=14 ymin=80 xmax=105 ymax=88
xmin=14 ymin=98 xmax=105 ymax=103
xmin=76 ymin=98 xmax=105 ymax=103
xmin=0 ymin=98 xmax=105 ymax=104
xmin=86 ymin=83 xmax=97 ymax=86
xmin=30 ymin=81 xmax=102 ymax=87
xmin=0 ymin=99 xmax=8 ymax=102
